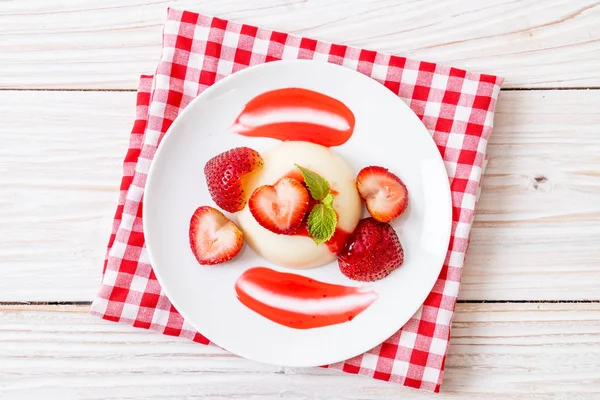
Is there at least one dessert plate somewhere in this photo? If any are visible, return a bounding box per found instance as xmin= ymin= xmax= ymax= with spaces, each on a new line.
xmin=144 ymin=60 xmax=452 ymax=367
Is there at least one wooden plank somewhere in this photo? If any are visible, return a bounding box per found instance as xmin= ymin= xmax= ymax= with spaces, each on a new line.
xmin=0 ymin=91 xmax=130 ymax=301
xmin=464 ymin=89 xmax=600 ymax=300
xmin=0 ymin=89 xmax=599 ymax=301
xmin=1 ymin=0 xmax=600 ymax=89
xmin=0 ymin=303 xmax=598 ymax=399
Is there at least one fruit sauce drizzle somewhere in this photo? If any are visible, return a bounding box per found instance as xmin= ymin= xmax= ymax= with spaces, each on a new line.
xmin=235 ymin=267 xmax=378 ymax=329
xmin=231 ymin=88 xmax=372 ymax=329
xmin=231 ymin=88 xmax=355 ymax=147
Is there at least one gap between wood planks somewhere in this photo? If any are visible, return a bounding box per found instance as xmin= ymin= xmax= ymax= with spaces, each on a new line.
xmin=1 ymin=87 xmax=600 ymax=92
xmin=1 ymin=300 xmax=599 ymax=305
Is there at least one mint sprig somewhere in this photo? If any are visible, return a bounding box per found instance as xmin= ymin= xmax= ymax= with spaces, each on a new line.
xmin=307 ymin=204 xmax=337 ymax=244
xmin=295 ymin=164 xmax=330 ymax=201
xmin=295 ymin=165 xmax=337 ymax=245
xmin=322 ymin=193 xmax=334 ymax=207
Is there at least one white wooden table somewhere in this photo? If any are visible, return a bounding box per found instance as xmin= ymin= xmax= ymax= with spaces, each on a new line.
xmin=1 ymin=1 xmax=599 ymax=398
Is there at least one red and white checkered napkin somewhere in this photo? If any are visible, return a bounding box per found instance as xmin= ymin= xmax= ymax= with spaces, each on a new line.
xmin=91 ymin=8 xmax=502 ymax=392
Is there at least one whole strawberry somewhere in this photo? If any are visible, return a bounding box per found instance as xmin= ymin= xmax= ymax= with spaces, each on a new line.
xmin=338 ymin=218 xmax=404 ymax=282
xmin=204 ymin=147 xmax=263 ymax=213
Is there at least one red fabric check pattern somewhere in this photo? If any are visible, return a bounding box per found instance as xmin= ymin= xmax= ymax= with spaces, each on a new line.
xmin=91 ymin=8 xmax=503 ymax=392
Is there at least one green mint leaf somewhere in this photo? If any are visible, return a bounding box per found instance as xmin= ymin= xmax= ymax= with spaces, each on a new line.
xmin=307 ymin=204 xmax=337 ymax=245
xmin=295 ymin=164 xmax=330 ymax=201
xmin=322 ymin=193 xmax=334 ymax=207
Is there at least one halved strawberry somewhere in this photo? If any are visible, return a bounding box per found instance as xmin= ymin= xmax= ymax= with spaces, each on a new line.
xmin=204 ymin=147 xmax=263 ymax=213
xmin=248 ymin=178 xmax=310 ymax=234
xmin=356 ymin=166 xmax=408 ymax=223
xmin=189 ymin=206 xmax=244 ymax=265
xmin=338 ymin=218 xmax=403 ymax=281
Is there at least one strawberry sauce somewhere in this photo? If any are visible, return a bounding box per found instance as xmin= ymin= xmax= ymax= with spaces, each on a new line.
xmin=231 ymin=88 xmax=355 ymax=147
xmin=293 ymin=223 xmax=350 ymax=255
xmin=235 ymin=267 xmax=378 ymax=329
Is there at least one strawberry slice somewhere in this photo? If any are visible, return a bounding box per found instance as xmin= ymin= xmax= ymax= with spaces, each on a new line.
xmin=356 ymin=166 xmax=408 ymax=223
xmin=338 ymin=218 xmax=404 ymax=281
xmin=189 ymin=206 xmax=244 ymax=265
xmin=248 ymin=178 xmax=310 ymax=234
xmin=204 ymin=147 xmax=263 ymax=213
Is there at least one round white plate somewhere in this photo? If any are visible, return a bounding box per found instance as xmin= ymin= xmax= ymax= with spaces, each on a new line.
xmin=144 ymin=60 xmax=451 ymax=367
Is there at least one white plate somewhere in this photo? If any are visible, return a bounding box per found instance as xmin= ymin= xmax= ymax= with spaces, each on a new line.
xmin=144 ymin=60 xmax=451 ymax=367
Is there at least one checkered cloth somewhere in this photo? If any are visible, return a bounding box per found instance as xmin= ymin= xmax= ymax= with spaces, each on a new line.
xmin=91 ymin=8 xmax=503 ymax=392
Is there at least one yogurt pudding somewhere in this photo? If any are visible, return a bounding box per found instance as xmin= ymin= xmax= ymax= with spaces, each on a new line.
xmin=237 ymin=141 xmax=362 ymax=269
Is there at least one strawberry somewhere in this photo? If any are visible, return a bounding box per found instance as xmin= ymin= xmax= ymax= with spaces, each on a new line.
xmin=248 ymin=178 xmax=310 ymax=234
xmin=189 ymin=206 xmax=244 ymax=265
xmin=204 ymin=147 xmax=263 ymax=213
xmin=338 ymin=218 xmax=403 ymax=281
xmin=356 ymin=166 xmax=408 ymax=223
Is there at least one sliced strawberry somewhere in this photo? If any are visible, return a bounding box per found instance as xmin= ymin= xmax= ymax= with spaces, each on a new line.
xmin=356 ymin=166 xmax=408 ymax=223
xmin=204 ymin=147 xmax=263 ymax=213
xmin=248 ymin=178 xmax=310 ymax=235
xmin=189 ymin=206 xmax=244 ymax=265
xmin=338 ymin=218 xmax=403 ymax=281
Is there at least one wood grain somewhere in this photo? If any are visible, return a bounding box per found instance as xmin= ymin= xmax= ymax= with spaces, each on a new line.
xmin=464 ymin=89 xmax=600 ymax=300
xmin=0 ymin=89 xmax=598 ymax=301
xmin=0 ymin=303 xmax=598 ymax=399
xmin=0 ymin=91 xmax=130 ymax=301
xmin=1 ymin=0 xmax=600 ymax=89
